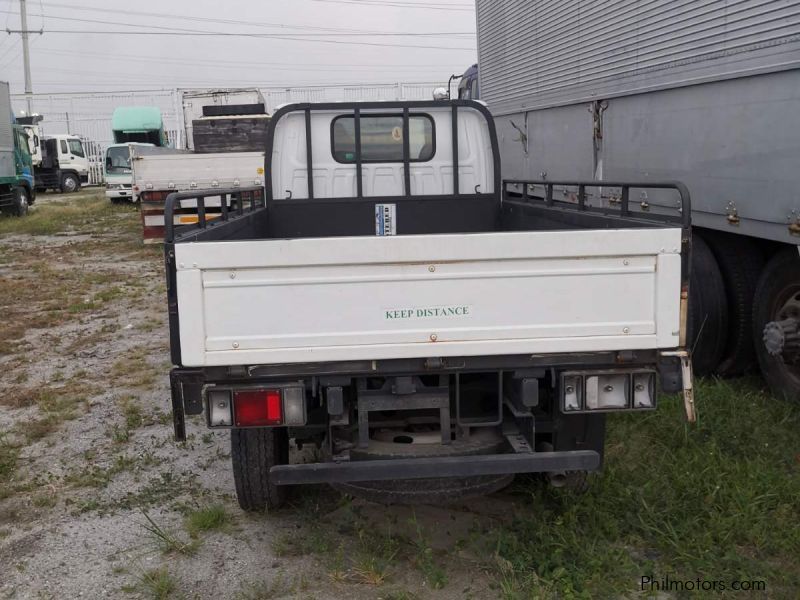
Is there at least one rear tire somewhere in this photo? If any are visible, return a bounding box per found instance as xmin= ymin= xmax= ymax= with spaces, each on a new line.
xmin=702 ymin=231 xmax=764 ymax=376
xmin=231 ymin=428 xmax=289 ymax=511
xmin=60 ymin=173 xmax=80 ymax=194
xmin=687 ymin=234 xmax=729 ymax=376
xmin=753 ymin=249 xmax=800 ymax=403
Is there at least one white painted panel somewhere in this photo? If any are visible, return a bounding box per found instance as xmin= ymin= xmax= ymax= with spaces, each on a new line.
xmin=133 ymin=151 xmax=265 ymax=190
xmin=175 ymin=228 xmax=683 ymax=367
xmin=176 ymin=270 xmax=206 ymax=366
xmin=655 ymin=253 xmax=682 ymax=347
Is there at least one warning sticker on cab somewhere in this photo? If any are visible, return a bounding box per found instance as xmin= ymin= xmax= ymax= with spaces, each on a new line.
xmin=375 ymin=203 xmax=396 ymax=236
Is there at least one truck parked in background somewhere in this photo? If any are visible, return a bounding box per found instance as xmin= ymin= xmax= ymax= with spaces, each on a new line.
xmin=1 ymin=81 xmax=34 ymax=216
xmin=16 ymin=110 xmax=88 ymax=194
xmin=37 ymin=134 xmax=89 ymax=193
xmin=475 ymin=0 xmax=800 ymax=402
xmin=180 ymin=88 xmax=266 ymax=151
xmin=132 ymin=89 xmax=269 ymax=242
xmin=104 ymin=106 xmax=169 ymax=202
xmin=456 ymin=63 xmax=479 ymax=100
xmin=133 ymin=147 xmax=265 ymax=242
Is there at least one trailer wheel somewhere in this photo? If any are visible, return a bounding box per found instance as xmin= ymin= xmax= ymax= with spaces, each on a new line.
xmin=60 ymin=173 xmax=80 ymax=194
xmin=703 ymin=231 xmax=764 ymax=376
xmin=12 ymin=187 xmax=29 ymax=217
xmin=753 ymin=249 xmax=800 ymax=403
xmin=687 ymin=235 xmax=729 ymax=376
xmin=231 ymin=428 xmax=289 ymax=511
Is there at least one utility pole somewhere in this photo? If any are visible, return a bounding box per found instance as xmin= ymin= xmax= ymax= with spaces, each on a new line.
xmin=19 ymin=0 xmax=33 ymax=115
xmin=6 ymin=0 xmax=42 ymax=115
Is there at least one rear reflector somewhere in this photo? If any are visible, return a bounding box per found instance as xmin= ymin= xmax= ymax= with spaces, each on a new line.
xmin=234 ymin=389 xmax=282 ymax=426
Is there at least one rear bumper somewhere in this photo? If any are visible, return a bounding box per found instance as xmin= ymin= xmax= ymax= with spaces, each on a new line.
xmin=269 ymin=450 xmax=600 ymax=485
xmin=106 ymin=188 xmax=132 ymax=199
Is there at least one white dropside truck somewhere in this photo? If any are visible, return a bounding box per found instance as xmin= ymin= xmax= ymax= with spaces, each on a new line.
xmin=165 ymin=100 xmax=694 ymax=509
xmin=132 ymin=146 xmax=265 ymax=243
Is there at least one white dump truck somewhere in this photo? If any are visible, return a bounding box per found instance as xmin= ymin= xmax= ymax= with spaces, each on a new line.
xmin=164 ymin=99 xmax=693 ymax=509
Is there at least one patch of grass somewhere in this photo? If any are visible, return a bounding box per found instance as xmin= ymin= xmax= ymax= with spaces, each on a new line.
xmin=0 ymin=386 xmax=44 ymax=409
xmin=486 ymin=378 xmax=800 ymax=598
xmin=378 ymin=590 xmax=419 ymax=600
xmin=133 ymin=567 xmax=177 ymax=600
xmin=114 ymin=471 xmax=201 ymax=511
xmin=65 ymin=454 xmax=137 ymax=490
xmin=185 ymin=504 xmax=230 ymax=537
xmin=409 ymin=514 xmax=448 ymax=590
xmin=32 ymin=493 xmax=58 ymax=508
xmin=141 ymin=511 xmax=199 ymax=556
xmin=122 ymin=398 xmax=144 ymax=430
xmin=16 ymin=415 xmax=60 ymax=442
xmin=0 ymin=435 xmax=20 ymax=490
xmin=111 ymin=348 xmax=158 ymax=389
xmin=0 ymin=193 xmax=131 ymax=236
xmin=235 ymin=577 xmax=290 ymax=600
xmin=272 ymin=526 xmax=335 ymax=557
xmin=110 ymin=424 xmax=130 ymax=444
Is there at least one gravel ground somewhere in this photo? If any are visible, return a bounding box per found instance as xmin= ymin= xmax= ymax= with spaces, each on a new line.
xmin=0 ymin=190 xmax=511 ymax=600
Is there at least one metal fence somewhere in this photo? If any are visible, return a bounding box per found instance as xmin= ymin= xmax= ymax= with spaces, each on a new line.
xmin=11 ymin=83 xmax=442 ymax=180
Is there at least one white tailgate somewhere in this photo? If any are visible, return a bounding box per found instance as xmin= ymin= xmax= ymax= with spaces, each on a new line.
xmin=175 ymin=229 xmax=683 ymax=367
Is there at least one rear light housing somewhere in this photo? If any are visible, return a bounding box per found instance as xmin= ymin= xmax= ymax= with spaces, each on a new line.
xmin=204 ymin=383 xmax=306 ymax=428
xmin=561 ymin=370 xmax=656 ymax=413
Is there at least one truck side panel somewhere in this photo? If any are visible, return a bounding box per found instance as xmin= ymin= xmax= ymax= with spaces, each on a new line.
xmin=601 ymin=70 xmax=798 ymax=241
xmin=476 ymin=0 xmax=800 ymax=115
xmin=0 ymin=82 xmax=13 ymax=180
xmin=477 ymin=0 xmax=800 ymax=243
xmin=174 ymin=229 xmax=682 ymax=367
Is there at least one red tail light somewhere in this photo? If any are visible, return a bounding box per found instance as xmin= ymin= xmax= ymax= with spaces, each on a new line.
xmin=234 ymin=389 xmax=282 ymax=426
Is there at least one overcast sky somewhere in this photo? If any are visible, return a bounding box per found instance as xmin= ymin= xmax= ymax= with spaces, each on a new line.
xmin=0 ymin=0 xmax=476 ymax=95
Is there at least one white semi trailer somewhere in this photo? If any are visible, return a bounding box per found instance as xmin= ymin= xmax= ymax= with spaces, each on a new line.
xmin=474 ymin=0 xmax=800 ymax=401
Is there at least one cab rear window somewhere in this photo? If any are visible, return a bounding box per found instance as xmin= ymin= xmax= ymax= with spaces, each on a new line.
xmin=331 ymin=114 xmax=435 ymax=164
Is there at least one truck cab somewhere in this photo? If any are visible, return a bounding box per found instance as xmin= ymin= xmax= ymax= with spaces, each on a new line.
xmin=107 ymin=106 xmax=168 ymax=203
xmin=105 ymin=142 xmax=153 ymax=202
xmin=164 ymin=99 xmax=694 ymax=511
xmin=36 ymin=134 xmax=89 ymax=193
xmin=457 ymin=64 xmax=479 ymax=100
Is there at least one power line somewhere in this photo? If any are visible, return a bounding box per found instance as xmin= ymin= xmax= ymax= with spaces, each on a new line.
xmin=30 ymin=47 xmax=463 ymax=72
xmin=306 ymin=0 xmax=473 ymax=11
xmin=8 ymin=9 xmax=473 ymax=36
xmin=5 ymin=80 xmax=445 ymax=94
xmin=15 ymin=28 xmax=476 ymax=50
xmin=0 ymin=35 xmax=20 ymax=66
xmin=35 ymin=0 xmax=424 ymax=35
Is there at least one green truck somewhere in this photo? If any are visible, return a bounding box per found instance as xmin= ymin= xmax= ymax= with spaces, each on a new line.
xmin=1 ymin=81 xmax=34 ymax=216
xmin=105 ymin=106 xmax=168 ymax=202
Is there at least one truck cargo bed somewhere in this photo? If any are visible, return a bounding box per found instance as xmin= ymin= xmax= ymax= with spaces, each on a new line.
xmin=174 ymin=227 xmax=681 ymax=367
